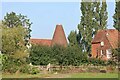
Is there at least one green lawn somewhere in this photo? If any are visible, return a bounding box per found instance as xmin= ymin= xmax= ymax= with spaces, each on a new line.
xmin=2 ymin=73 xmax=118 ymax=78
xmin=69 ymin=73 xmax=118 ymax=78
xmin=2 ymin=73 xmax=51 ymax=78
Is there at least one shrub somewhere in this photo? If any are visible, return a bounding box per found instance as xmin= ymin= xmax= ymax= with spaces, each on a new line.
xmin=20 ymin=65 xmax=31 ymax=73
xmin=106 ymin=60 xmax=117 ymax=66
xmin=88 ymin=58 xmax=106 ymax=66
xmin=30 ymin=45 xmax=53 ymax=65
xmin=2 ymin=54 xmax=29 ymax=73
xmin=29 ymin=44 xmax=87 ymax=66
xmin=29 ymin=67 xmax=40 ymax=74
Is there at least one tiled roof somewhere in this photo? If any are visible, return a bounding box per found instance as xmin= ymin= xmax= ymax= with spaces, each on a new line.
xmin=51 ymin=24 xmax=68 ymax=47
xmin=92 ymin=29 xmax=119 ymax=48
xmin=30 ymin=24 xmax=68 ymax=47
xmin=92 ymin=30 xmax=106 ymax=43
xmin=106 ymin=29 xmax=119 ymax=48
xmin=30 ymin=39 xmax=52 ymax=46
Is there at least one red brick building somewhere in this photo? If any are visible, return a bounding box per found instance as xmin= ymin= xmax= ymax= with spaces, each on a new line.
xmin=30 ymin=24 xmax=68 ymax=47
xmin=91 ymin=29 xmax=119 ymax=60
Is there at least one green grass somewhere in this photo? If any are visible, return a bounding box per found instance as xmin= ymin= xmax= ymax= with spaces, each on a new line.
xmin=2 ymin=73 xmax=52 ymax=78
xmin=69 ymin=73 xmax=118 ymax=78
xmin=2 ymin=73 xmax=118 ymax=78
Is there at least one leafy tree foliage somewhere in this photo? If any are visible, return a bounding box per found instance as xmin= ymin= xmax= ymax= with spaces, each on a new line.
xmin=78 ymin=1 xmax=108 ymax=53
xmin=1 ymin=12 xmax=32 ymax=73
xmin=2 ymin=25 xmax=28 ymax=58
xmin=93 ymin=0 xmax=108 ymax=31
xmin=30 ymin=44 xmax=117 ymax=66
xmin=113 ymin=1 xmax=120 ymax=31
xmin=111 ymin=48 xmax=120 ymax=65
xmin=30 ymin=44 xmax=87 ymax=66
xmin=78 ymin=1 xmax=94 ymax=53
xmin=2 ymin=12 xmax=32 ymax=45
xmin=68 ymin=30 xmax=80 ymax=47
xmin=100 ymin=1 xmax=108 ymax=29
xmin=30 ymin=45 xmax=53 ymax=65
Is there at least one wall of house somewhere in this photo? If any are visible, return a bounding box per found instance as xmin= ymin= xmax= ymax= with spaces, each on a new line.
xmin=91 ymin=42 xmax=100 ymax=58
xmin=100 ymin=35 xmax=112 ymax=60
xmin=92 ymin=35 xmax=112 ymax=60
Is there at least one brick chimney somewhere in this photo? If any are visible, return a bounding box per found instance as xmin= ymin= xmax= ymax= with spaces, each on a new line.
xmin=51 ymin=24 xmax=67 ymax=47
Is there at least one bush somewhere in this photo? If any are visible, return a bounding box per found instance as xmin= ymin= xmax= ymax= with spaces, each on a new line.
xmin=20 ymin=65 xmax=31 ymax=73
xmin=30 ymin=45 xmax=53 ymax=65
xmin=29 ymin=67 xmax=40 ymax=74
xmin=30 ymin=44 xmax=118 ymax=67
xmin=106 ymin=60 xmax=117 ymax=66
xmin=2 ymin=54 xmax=31 ymax=74
xmin=2 ymin=54 xmax=22 ymax=73
xmin=30 ymin=44 xmax=87 ymax=66
xmin=88 ymin=58 xmax=106 ymax=66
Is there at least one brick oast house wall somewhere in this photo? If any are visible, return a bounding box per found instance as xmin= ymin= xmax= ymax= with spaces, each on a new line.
xmin=91 ymin=29 xmax=119 ymax=60
xmin=30 ymin=24 xmax=68 ymax=47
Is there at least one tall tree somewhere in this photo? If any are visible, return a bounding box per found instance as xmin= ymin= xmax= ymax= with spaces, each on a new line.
xmin=78 ymin=0 xmax=108 ymax=53
xmin=78 ymin=1 xmax=94 ymax=53
xmin=99 ymin=0 xmax=108 ymax=29
xmin=68 ymin=30 xmax=79 ymax=47
xmin=113 ymin=1 xmax=120 ymax=31
xmin=2 ymin=12 xmax=32 ymax=45
xmin=93 ymin=0 xmax=108 ymax=33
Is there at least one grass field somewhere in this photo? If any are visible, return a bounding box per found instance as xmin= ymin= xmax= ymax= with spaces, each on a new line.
xmin=2 ymin=73 xmax=118 ymax=78
xmin=69 ymin=73 xmax=118 ymax=78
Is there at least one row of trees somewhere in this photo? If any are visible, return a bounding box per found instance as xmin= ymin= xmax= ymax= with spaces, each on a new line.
xmin=30 ymin=44 xmax=117 ymax=67
xmin=30 ymin=45 xmax=87 ymax=66
xmin=68 ymin=0 xmax=120 ymax=55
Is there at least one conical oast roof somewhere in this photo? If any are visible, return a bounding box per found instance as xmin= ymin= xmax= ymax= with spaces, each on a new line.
xmin=51 ymin=24 xmax=67 ymax=47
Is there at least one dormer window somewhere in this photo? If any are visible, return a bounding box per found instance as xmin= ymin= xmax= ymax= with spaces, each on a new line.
xmin=101 ymin=41 xmax=104 ymax=46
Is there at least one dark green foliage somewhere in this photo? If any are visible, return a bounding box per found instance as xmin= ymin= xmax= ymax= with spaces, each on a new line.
xmin=78 ymin=2 xmax=94 ymax=53
xmin=2 ymin=12 xmax=21 ymax=28
xmin=64 ymin=46 xmax=87 ymax=66
xmin=30 ymin=45 xmax=118 ymax=66
xmin=77 ymin=1 xmax=108 ymax=54
xmin=30 ymin=45 xmax=52 ymax=65
xmin=113 ymin=1 xmax=120 ymax=31
xmin=111 ymin=48 xmax=120 ymax=65
xmin=51 ymin=45 xmax=66 ymax=66
xmin=106 ymin=60 xmax=117 ymax=66
xmin=68 ymin=31 xmax=79 ymax=47
xmin=99 ymin=1 xmax=108 ymax=29
xmin=30 ymin=44 xmax=87 ymax=66
xmin=88 ymin=58 xmax=106 ymax=66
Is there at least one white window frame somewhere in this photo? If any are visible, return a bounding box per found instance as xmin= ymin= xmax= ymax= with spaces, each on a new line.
xmin=106 ymin=49 xmax=112 ymax=59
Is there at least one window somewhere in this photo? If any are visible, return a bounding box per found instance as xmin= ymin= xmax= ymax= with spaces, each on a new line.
xmin=101 ymin=41 xmax=104 ymax=46
xmin=106 ymin=49 xmax=112 ymax=59
xmin=101 ymin=50 xmax=103 ymax=56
